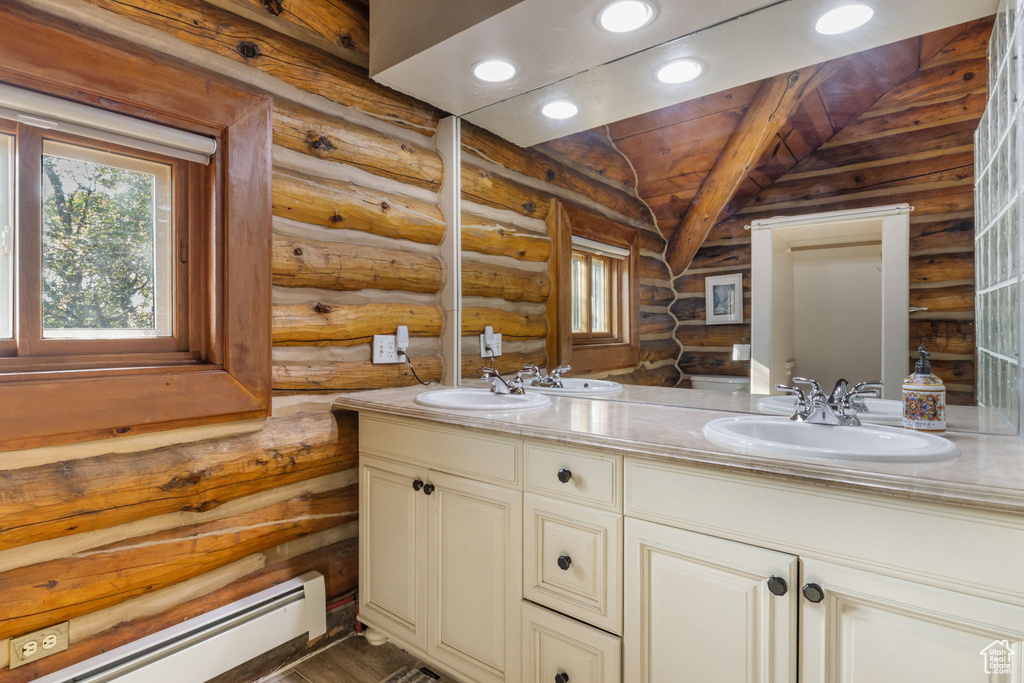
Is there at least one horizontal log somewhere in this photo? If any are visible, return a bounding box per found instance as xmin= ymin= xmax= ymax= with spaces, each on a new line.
xmin=910 ymin=284 xmax=975 ymax=312
xmin=703 ymin=216 xmax=751 ymax=243
xmin=672 ymin=297 xmax=752 ymax=323
xmin=639 ymin=311 xmax=677 ymax=336
xmin=275 ymin=101 xmax=443 ymax=191
xmin=273 ymin=167 xmax=444 ymax=244
xmin=273 ymin=234 xmax=442 ymax=293
xmin=462 ymin=307 xmax=549 ymax=340
xmin=241 ymin=0 xmax=369 ymax=63
xmin=76 ymin=0 xmax=439 ymax=134
xmin=929 ymin=358 xmax=976 ymax=384
xmin=687 ymin=243 xmax=753 ymax=271
xmin=910 ymin=252 xmax=974 ymax=283
xmin=461 ymin=213 xmax=551 ymax=262
xmin=462 ymin=163 xmax=551 ymax=221
xmin=738 ymin=186 xmax=975 ymax=221
xmin=273 ymin=355 xmax=444 ymax=391
xmin=636 ymin=228 xmax=668 ymax=255
xmin=638 ymin=255 xmax=671 ymax=281
xmin=461 ymin=349 xmax=548 ymax=379
xmin=639 ymin=338 xmax=679 ymax=363
xmin=6 ymin=538 xmax=359 ymax=682
xmin=674 ymin=270 xmax=751 ymax=294
xmin=874 ymin=57 xmax=987 ymax=111
xmin=749 ymin=152 xmax=974 ymax=208
xmin=910 ymin=216 xmax=975 ymax=252
xmin=793 ymin=119 xmax=977 ymax=173
xmin=462 ymin=123 xmax=653 ymax=225
xmin=539 ymin=128 xmax=637 ymax=188
xmin=910 ymin=319 xmax=976 ymax=355
xmin=830 ymin=92 xmax=984 ymax=143
xmin=0 ymin=411 xmax=356 ymax=551
xmin=676 ymin=323 xmax=751 ymax=347
xmin=273 ymin=302 xmax=443 ymax=345
xmin=0 ymin=487 xmax=358 ymax=640
xmin=638 ymin=283 xmax=675 ymax=307
xmin=616 ymin=363 xmax=681 ymax=387
xmin=462 ymin=259 xmax=552 ymax=304
xmin=680 ymin=351 xmax=749 ymax=376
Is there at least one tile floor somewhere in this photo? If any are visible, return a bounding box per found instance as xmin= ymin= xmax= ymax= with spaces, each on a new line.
xmin=264 ymin=634 xmax=439 ymax=683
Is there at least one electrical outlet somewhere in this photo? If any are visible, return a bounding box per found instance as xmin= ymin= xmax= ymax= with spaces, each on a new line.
xmin=372 ymin=334 xmax=401 ymax=364
xmin=10 ymin=622 xmax=69 ymax=669
xmin=480 ymin=332 xmax=502 ymax=358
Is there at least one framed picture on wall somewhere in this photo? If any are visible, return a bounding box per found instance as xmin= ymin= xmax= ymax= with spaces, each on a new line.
xmin=705 ymin=273 xmax=743 ymax=325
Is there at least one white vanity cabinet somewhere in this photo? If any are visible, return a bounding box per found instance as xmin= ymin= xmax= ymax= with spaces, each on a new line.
xmin=358 ymin=416 xmax=523 ymax=683
xmin=354 ymin=412 xmax=1024 ymax=683
xmin=624 ymin=518 xmax=798 ymax=682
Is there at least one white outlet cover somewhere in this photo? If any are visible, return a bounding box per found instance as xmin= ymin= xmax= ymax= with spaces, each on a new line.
xmin=480 ymin=332 xmax=502 ymax=358
xmin=373 ymin=334 xmax=402 ymax=364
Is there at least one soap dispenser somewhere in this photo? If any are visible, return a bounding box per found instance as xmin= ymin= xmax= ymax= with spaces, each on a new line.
xmin=903 ymin=343 xmax=946 ymax=432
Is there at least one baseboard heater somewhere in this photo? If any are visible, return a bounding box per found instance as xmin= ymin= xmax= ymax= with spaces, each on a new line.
xmin=36 ymin=572 xmax=326 ymax=683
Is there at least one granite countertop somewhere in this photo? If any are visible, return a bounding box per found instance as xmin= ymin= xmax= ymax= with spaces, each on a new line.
xmin=334 ymin=385 xmax=1024 ymax=515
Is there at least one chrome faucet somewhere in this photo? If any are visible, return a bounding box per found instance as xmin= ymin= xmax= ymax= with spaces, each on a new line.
xmin=775 ymin=377 xmax=883 ymax=426
xmin=526 ymin=364 xmax=572 ymax=389
xmin=481 ymin=367 xmax=526 ymax=395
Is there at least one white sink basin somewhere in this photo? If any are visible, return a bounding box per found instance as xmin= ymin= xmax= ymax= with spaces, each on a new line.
xmin=528 ymin=378 xmax=624 ymax=396
xmin=758 ymin=395 xmax=903 ymax=425
xmin=704 ymin=416 xmax=958 ymax=462
xmin=415 ymin=388 xmax=551 ymax=412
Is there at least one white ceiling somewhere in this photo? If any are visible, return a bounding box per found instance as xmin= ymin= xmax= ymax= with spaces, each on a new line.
xmin=370 ymin=0 xmax=998 ymax=147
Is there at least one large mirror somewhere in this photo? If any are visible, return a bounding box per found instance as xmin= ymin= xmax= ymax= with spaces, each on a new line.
xmin=457 ymin=14 xmax=1011 ymax=434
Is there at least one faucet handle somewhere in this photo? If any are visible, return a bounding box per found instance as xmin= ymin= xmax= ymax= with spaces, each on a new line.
xmin=775 ymin=384 xmax=810 ymax=421
xmin=521 ymin=364 xmax=541 ymax=378
xmin=551 ymin=365 xmax=571 ymax=378
xmin=480 ymin=366 xmax=500 ymax=379
xmin=792 ymin=377 xmax=824 ymax=396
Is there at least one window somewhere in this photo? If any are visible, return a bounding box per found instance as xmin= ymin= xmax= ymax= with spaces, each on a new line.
xmin=0 ymin=10 xmax=272 ymax=450
xmin=0 ymin=122 xmax=191 ymax=362
xmin=571 ymin=236 xmax=629 ymax=345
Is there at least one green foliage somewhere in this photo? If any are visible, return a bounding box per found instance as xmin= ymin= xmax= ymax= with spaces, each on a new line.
xmin=41 ymin=154 xmax=157 ymax=330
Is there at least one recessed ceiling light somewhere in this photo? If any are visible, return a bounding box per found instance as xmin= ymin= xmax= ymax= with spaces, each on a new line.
xmin=598 ymin=1 xmax=654 ymax=33
xmin=472 ymin=59 xmax=517 ymax=83
xmin=815 ymin=4 xmax=874 ymax=35
xmin=656 ymin=59 xmax=703 ymax=84
xmin=542 ymin=101 xmax=579 ymax=119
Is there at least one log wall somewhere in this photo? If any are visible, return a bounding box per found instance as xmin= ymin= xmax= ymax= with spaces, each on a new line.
xmin=460 ymin=123 xmax=682 ymax=386
xmin=0 ymin=0 xmax=450 ymax=678
xmin=672 ymin=20 xmax=988 ymax=404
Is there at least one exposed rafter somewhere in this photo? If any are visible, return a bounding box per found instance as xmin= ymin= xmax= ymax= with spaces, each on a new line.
xmin=664 ymin=63 xmax=833 ymax=274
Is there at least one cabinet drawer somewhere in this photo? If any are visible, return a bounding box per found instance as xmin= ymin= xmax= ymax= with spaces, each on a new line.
xmin=522 ymin=601 xmax=620 ymax=683
xmin=524 ymin=442 xmax=621 ymax=511
xmin=360 ymin=414 xmax=520 ymax=486
xmin=524 ymin=494 xmax=622 ymax=634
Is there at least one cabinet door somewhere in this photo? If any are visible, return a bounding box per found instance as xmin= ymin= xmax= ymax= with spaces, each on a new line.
xmin=801 ymin=559 xmax=1024 ymax=683
xmin=359 ymin=455 xmax=429 ymax=651
xmin=624 ymin=518 xmax=798 ymax=683
xmin=522 ymin=601 xmax=621 ymax=683
xmin=427 ymin=470 xmax=522 ymax=683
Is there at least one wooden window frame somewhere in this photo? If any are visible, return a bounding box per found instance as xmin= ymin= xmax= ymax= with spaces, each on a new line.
xmin=0 ymin=5 xmax=272 ymax=450
xmin=571 ymin=249 xmax=626 ymax=344
xmin=547 ymin=200 xmax=640 ymax=375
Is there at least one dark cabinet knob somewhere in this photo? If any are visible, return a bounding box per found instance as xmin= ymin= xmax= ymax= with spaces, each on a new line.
xmin=767 ymin=576 xmax=788 ymax=596
xmin=802 ymin=583 xmax=825 ymax=603
xmin=555 ymin=674 xmax=569 ymax=683
xmin=557 ymin=468 xmax=573 ymax=483
xmin=557 ymin=555 xmax=572 ymax=571
xmin=423 ymin=483 xmax=435 ymax=496
xmin=412 ymin=479 xmax=424 ymax=491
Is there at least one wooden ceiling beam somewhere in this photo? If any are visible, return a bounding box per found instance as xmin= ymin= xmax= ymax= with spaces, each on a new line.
xmin=664 ymin=63 xmax=833 ymax=274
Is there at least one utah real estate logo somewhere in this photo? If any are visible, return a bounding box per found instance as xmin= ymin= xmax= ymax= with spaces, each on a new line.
xmin=980 ymin=640 xmax=1015 ymax=675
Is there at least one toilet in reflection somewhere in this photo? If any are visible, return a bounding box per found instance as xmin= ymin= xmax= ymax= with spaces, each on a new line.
xmin=690 ymin=375 xmax=751 ymax=393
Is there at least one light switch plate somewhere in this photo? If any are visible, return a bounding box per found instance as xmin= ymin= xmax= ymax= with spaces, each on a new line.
xmin=480 ymin=333 xmax=502 ymax=358
xmin=10 ymin=622 xmax=69 ymax=669
xmin=373 ymin=334 xmax=401 ymax=364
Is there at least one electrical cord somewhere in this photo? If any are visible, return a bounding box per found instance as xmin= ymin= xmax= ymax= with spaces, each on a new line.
xmin=400 ymin=352 xmax=433 ymax=386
